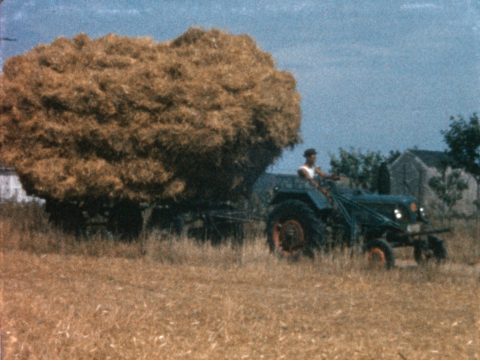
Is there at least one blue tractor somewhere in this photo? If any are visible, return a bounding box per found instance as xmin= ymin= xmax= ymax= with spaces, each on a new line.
xmin=266 ymin=180 xmax=449 ymax=268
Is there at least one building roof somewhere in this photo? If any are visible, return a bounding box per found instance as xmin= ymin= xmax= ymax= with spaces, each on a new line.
xmin=0 ymin=163 xmax=15 ymax=174
xmin=408 ymin=149 xmax=451 ymax=169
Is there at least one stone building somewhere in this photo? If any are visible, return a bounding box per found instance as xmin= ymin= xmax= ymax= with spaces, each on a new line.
xmin=388 ymin=149 xmax=478 ymax=216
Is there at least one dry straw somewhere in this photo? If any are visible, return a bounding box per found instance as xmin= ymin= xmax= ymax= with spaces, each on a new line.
xmin=0 ymin=28 xmax=301 ymax=203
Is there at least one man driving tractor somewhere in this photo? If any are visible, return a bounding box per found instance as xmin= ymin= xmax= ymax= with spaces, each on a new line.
xmin=298 ymin=148 xmax=339 ymax=185
xmin=298 ymin=148 xmax=339 ymax=202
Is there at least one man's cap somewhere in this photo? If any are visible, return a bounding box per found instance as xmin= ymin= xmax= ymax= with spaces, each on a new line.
xmin=303 ymin=148 xmax=317 ymax=157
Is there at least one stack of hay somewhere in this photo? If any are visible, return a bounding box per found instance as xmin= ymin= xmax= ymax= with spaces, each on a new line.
xmin=0 ymin=28 xmax=301 ymax=204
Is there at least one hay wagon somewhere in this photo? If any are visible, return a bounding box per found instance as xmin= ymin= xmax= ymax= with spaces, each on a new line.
xmin=44 ymin=197 xmax=256 ymax=243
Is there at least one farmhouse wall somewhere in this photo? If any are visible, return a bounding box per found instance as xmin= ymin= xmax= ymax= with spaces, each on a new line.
xmin=389 ymin=150 xmax=478 ymax=216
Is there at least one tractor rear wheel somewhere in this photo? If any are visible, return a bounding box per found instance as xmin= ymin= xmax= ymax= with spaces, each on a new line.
xmin=364 ymin=239 xmax=395 ymax=269
xmin=267 ymin=200 xmax=324 ymax=259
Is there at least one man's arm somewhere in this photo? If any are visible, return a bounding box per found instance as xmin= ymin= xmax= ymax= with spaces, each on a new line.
xmin=315 ymin=167 xmax=340 ymax=180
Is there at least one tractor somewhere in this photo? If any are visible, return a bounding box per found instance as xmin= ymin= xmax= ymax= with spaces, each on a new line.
xmin=266 ymin=179 xmax=449 ymax=268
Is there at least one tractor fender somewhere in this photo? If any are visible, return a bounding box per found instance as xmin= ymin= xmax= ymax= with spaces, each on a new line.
xmin=270 ymin=189 xmax=332 ymax=213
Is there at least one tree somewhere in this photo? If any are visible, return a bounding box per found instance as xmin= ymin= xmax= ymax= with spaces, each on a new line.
xmin=441 ymin=113 xmax=480 ymax=219
xmin=428 ymin=168 xmax=468 ymax=220
xmin=329 ymin=148 xmax=394 ymax=192
xmin=442 ymin=113 xmax=480 ymax=181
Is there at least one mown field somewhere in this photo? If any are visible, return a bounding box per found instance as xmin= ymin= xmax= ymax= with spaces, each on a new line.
xmin=1 ymin=203 xmax=479 ymax=359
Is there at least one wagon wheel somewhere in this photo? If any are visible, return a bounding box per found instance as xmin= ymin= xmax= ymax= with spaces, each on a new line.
xmin=107 ymin=201 xmax=143 ymax=241
xmin=146 ymin=208 xmax=185 ymax=237
xmin=45 ymin=199 xmax=86 ymax=236
xmin=364 ymin=239 xmax=395 ymax=269
xmin=206 ymin=217 xmax=245 ymax=246
xmin=267 ymin=200 xmax=324 ymax=259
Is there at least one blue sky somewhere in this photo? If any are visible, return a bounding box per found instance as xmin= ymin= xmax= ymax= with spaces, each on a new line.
xmin=1 ymin=0 xmax=479 ymax=173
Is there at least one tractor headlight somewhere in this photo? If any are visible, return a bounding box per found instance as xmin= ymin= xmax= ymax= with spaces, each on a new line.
xmin=418 ymin=206 xmax=428 ymax=221
xmin=394 ymin=208 xmax=403 ymax=220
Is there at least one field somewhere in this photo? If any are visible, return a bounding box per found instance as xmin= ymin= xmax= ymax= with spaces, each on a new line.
xmin=1 ymin=204 xmax=479 ymax=359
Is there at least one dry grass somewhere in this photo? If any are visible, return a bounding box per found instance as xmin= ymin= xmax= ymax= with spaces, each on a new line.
xmin=1 ymin=203 xmax=479 ymax=359
xmin=444 ymin=219 xmax=480 ymax=265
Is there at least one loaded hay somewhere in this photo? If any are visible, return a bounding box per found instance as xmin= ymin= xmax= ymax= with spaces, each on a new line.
xmin=0 ymin=28 xmax=301 ymax=205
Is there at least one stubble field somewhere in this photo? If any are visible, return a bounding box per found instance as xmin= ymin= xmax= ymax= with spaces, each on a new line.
xmin=1 ymin=203 xmax=479 ymax=359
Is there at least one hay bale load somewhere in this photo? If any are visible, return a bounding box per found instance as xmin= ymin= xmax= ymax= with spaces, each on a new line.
xmin=0 ymin=28 xmax=300 ymax=203
xmin=0 ymin=28 xmax=301 ymax=236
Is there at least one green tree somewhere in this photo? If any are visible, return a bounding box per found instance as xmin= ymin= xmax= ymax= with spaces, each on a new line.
xmin=428 ymin=168 xmax=468 ymax=220
xmin=442 ymin=113 xmax=480 ymax=181
xmin=441 ymin=113 xmax=480 ymax=219
xmin=329 ymin=148 xmax=392 ymax=192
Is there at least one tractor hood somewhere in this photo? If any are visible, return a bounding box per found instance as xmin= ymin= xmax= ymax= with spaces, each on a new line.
xmin=348 ymin=192 xmax=417 ymax=206
xmin=343 ymin=191 xmax=419 ymax=224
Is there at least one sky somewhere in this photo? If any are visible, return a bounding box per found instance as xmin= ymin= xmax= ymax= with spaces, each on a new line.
xmin=0 ymin=0 xmax=479 ymax=173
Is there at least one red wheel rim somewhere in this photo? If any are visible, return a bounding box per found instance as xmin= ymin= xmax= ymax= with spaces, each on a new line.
xmin=272 ymin=219 xmax=305 ymax=256
xmin=368 ymin=247 xmax=386 ymax=267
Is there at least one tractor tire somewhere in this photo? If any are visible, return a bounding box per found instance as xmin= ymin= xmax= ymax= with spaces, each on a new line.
xmin=414 ymin=236 xmax=447 ymax=265
xmin=364 ymin=239 xmax=395 ymax=269
xmin=430 ymin=236 xmax=447 ymax=262
xmin=267 ymin=200 xmax=324 ymax=259
xmin=413 ymin=241 xmax=430 ymax=266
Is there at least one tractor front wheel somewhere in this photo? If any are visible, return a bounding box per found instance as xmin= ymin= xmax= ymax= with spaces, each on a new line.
xmin=364 ymin=239 xmax=395 ymax=269
xmin=414 ymin=236 xmax=447 ymax=264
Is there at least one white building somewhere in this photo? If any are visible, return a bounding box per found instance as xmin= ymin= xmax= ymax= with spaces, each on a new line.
xmin=0 ymin=164 xmax=42 ymax=203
